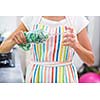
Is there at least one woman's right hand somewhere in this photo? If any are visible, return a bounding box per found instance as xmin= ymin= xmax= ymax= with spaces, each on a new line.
xmin=0 ymin=22 xmax=28 ymax=53
xmin=12 ymin=31 xmax=27 ymax=45
xmin=0 ymin=31 xmax=27 ymax=53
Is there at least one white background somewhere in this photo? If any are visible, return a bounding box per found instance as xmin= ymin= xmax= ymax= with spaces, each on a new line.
xmin=0 ymin=0 xmax=100 ymax=100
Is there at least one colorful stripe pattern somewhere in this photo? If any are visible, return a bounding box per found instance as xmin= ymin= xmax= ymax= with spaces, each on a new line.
xmin=26 ymin=24 xmax=78 ymax=83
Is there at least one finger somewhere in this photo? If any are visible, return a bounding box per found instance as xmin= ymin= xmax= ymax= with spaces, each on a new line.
xmin=62 ymin=38 xmax=69 ymax=43
xmin=65 ymin=27 xmax=74 ymax=33
xmin=62 ymin=37 xmax=75 ymax=43
xmin=20 ymin=32 xmax=26 ymax=43
xmin=15 ymin=34 xmax=24 ymax=44
xmin=68 ymin=37 xmax=75 ymax=43
xmin=67 ymin=27 xmax=74 ymax=33
xmin=63 ymin=33 xmax=75 ymax=38
xmin=20 ymin=31 xmax=26 ymax=42
xmin=13 ymin=37 xmax=21 ymax=44
xmin=62 ymin=42 xmax=70 ymax=46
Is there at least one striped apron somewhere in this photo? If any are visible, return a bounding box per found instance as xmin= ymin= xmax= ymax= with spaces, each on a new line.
xmin=25 ymin=19 xmax=78 ymax=83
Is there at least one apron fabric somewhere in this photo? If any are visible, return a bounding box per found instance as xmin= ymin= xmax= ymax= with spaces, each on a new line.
xmin=25 ymin=17 xmax=78 ymax=83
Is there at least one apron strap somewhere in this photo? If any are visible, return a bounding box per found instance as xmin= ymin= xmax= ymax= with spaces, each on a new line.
xmin=32 ymin=16 xmax=42 ymax=24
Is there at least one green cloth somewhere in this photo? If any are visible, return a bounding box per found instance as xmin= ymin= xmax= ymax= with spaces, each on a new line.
xmin=19 ymin=30 xmax=48 ymax=51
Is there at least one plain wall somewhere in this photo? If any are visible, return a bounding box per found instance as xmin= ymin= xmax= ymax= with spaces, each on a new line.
xmin=88 ymin=16 xmax=100 ymax=66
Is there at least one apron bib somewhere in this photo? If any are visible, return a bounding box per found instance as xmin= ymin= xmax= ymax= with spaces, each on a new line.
xmin=25 ymin=16 xmax=78 ymax=83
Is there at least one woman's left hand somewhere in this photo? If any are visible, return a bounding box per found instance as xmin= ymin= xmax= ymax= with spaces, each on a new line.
xmin=62 ymin=27 xmax=94 ymax=65
xmin=62 ymin=32 xmax=79 ymax=49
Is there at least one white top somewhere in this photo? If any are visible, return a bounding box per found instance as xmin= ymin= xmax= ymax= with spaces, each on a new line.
xmin=21 ymin=16 xmax=89 ymax=34
xmin=21 ymin=16 xmax=89 ymax=81
xmin=21 ymin=16 xmax=89 ymax=72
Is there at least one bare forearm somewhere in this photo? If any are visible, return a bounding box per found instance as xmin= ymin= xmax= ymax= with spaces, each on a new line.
xmin=74 ymin=42 xmax=94 ymax=66
xmin=0 ymin=39 xmax=16 ymax=53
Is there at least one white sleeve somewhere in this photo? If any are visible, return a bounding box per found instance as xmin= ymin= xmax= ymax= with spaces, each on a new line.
xmin=21 ymin=16 xmax=34 ymax=31
xmin=21 ymin=16 xmax=42 ymax=31
xmin=70 ymin=16 xmax=89 ymax=34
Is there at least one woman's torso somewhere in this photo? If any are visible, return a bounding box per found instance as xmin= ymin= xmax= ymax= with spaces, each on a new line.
xmin=25 ymin=16 xmax=78 ymax=83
